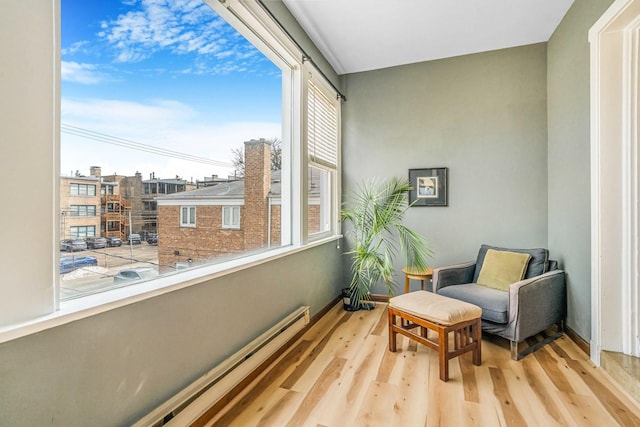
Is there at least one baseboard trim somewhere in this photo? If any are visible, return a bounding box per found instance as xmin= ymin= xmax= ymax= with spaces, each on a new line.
xmin=370 ymin=293 xmax=390 ymax=302
xmin=565 ymin=325 xmax=590 ymax=356
xmin=191 ymin=294 xmax=342 ymax=427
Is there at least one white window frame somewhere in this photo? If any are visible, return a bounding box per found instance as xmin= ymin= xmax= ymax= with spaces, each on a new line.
xmin=180 ymin=206 xmax=196 ymax=228
xmin=0 ymin=0 xmax=343 ymax=341
xmin=222 ymin=206 xmax=241 ymax=229
xmin=303 ymin=65 xmax=341 ymax=242
xmin=308 ymin=164 xmax=333 ymax=235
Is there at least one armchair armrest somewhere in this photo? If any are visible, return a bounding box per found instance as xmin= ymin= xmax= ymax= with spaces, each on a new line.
xmin=508 ymin=270 xmax=566 ymax=342
xmin=433 ymin=261 xmax=476 ymax=292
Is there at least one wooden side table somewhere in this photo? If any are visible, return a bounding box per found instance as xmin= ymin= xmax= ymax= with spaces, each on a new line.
xmin=402 ymin=267 xmax=433 ymax=293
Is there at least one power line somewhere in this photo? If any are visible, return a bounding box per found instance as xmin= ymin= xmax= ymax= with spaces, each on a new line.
xmin=61 ymin=123 xmax=234 ymax=168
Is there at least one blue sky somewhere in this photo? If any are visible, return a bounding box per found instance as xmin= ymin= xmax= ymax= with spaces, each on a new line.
xmin=61 ymin=0 xmax=282 ymax=181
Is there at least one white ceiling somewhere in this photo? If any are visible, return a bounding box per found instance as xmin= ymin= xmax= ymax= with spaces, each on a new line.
xmin=282 ymin=0 xmax=574 ymax=75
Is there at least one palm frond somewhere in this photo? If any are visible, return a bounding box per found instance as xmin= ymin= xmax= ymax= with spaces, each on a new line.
xmin=342 ymin=176 xmax=432 ymax=305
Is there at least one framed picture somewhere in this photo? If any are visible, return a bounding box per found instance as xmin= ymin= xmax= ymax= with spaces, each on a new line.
xmin=408 ymin=167 xmax=448 ymax=206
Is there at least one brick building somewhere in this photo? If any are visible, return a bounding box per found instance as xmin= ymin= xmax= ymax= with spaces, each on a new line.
xmin=156 ymin=139 xmax=321 ymax=269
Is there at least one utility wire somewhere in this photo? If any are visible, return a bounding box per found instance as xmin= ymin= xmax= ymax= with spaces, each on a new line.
xmin=61 ymin=123 xmax=234 ymax=168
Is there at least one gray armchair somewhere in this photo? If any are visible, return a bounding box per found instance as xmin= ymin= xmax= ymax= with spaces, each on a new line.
xmin=433 ymin=244 xmax=566 ymax=360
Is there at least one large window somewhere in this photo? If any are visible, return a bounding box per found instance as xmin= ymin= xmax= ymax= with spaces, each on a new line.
xmin=52 ymin=0 xmax=340 ymax=302
xmin=306 ymin=76 xmax=340 ymax=238
xmin=1 ymin=0 xmax=342 ymax=329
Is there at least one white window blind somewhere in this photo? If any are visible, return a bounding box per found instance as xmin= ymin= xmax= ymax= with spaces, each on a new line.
xmin=307 ymin=79 xmax=338 ymax=169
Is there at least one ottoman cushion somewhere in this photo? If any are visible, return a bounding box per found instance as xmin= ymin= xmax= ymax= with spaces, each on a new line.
xmin=389 ymin=290 xmax=482 ymax=326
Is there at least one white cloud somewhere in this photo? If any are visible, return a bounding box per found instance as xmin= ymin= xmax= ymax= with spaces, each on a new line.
xmin=61 ymin=41 xmax=90 ymax=56
xmin=60 ymin=96 xmax=280 ymax=180
xmin=97 ymin=0 xmax=259 ymax=72
xmin=61 ymin=61 xmax=109 ymax=84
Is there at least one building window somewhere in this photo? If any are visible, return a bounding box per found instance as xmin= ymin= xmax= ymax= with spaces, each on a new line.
xmin=222 ymin=206 xmax=241 ymax=229
xmin=70 ymin=205 xmax=96 ymax=217
xmin=180 ymin=206 xmax=196 ymax=228
xmin=70 ymin=183 xmax=96 ymax=196
xmin=70 ymin=226 xmax=96 ymax=238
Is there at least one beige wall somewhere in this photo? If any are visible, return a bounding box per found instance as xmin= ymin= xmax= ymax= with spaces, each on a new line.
xmin=547 ymin=0 xmax=615 ymax=341
xmin=341 ymin=43 xmax=549 ymax=293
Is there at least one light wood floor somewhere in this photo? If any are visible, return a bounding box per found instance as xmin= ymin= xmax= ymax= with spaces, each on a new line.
xmin=204 ymin=302 xmax=640 ymax=426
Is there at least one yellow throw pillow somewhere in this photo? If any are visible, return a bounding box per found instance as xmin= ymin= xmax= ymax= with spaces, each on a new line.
xmin=476 ymin=249 xmax=531 ymax=291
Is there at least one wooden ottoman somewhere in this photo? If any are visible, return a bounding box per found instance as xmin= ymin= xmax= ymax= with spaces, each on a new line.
xmin=388 ymin=290 xmax=482 ymax=381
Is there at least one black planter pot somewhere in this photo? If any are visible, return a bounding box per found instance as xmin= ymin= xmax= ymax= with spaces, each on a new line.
xmin=342 ymin=287 xmax=359 ymax=311
xmin=342 ymin=288 xmax=375 ymax=311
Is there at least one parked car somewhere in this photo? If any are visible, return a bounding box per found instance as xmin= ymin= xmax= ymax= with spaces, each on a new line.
xmin=60 ymin=239 xmax=87 ymax=252
xmin=105 ymin=236 xmax=123 ymax=247
xmin=146 ymin=234 xmax=158 ymax=245
xmin=113 ymin=267 xmax=158 ymax=284
xmin=60 ymin=255 xmax=97 ymax=274
xmin=128 ymin=233 xmax=142 ymax=245
xmin=85 ymin=237 xmax=108 ymax=249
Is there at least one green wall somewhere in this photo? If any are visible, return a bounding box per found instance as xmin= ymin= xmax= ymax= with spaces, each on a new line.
xmin=547 ymin=0 xmax=614 ymax=341
xmin=0 ymin=244 xmax=342 ymax=426
xmin=341 ymin=44 xmax=549 ymax=294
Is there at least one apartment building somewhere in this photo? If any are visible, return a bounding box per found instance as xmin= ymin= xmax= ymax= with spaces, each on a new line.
xmin=59 ymin=173 xmax=101 ymax=240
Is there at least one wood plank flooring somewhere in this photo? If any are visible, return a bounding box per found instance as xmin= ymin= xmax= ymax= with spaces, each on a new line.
xmin=202 ymin=303 xmax=640 ymax=426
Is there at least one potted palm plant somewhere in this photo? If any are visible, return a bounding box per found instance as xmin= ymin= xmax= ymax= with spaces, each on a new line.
xmin=341 ymin=176 xmax=432 ymax=310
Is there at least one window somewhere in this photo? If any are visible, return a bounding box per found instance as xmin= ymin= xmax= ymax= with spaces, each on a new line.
xmin=306 ymin=74 xmax=340 ymax=238
xmin=308 ymin=167 xmax=332 ymax=234
xmin=49 ymin=0 xmax=340 ymax=304
xmin=70 ymin=205 xmax=96 ymax=217
xmin=180 ymin=206 xmax=196 ymax=228
xmin=70 ymin=226 xmax=96 ymax=238
xmin=1 ymin=0 xmax=343 ymax=330
xmin=222 ymin=206 xmax=241 ymax=229
xmin=70 ymin=183 xmax=96 ymax=196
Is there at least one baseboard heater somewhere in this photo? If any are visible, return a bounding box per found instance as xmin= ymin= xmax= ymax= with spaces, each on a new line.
xmin=134 ymin=306 xmax=310 ymax=427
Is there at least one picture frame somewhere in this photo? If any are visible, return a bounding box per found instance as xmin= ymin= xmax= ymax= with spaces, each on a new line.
xmin=408 ymin=167 xmax=448 ymax=206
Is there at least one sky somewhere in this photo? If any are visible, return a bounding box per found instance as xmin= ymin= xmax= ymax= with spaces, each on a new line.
xmin=61 ymin=0 xmax=282 ymax=182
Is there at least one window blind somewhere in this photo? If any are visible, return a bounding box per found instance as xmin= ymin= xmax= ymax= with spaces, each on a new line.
xmin=307 ymin=79 xmax=338 ymax=169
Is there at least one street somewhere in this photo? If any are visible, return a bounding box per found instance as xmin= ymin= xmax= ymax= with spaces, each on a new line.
xmin=59 ymin=243 xmax=159 ymax=300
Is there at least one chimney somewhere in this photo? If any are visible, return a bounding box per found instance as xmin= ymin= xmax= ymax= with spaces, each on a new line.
xmin=90 ymin=166 xmax=102 ymax=177
xmin=243 ymin=139 xmax=271 ymax=250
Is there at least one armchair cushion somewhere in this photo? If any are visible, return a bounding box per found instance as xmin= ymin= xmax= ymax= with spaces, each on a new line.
xmin=437 ymin=283 xmax=509 ymax=323
xmin=472 ymin=244 xmax=548 ymax=282
xmin=476 ymin=249 xmax=531 ymax=291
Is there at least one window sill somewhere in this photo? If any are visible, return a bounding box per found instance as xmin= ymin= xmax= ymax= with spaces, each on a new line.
xmin=0 ymin=235 xmax=341 ymax=345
